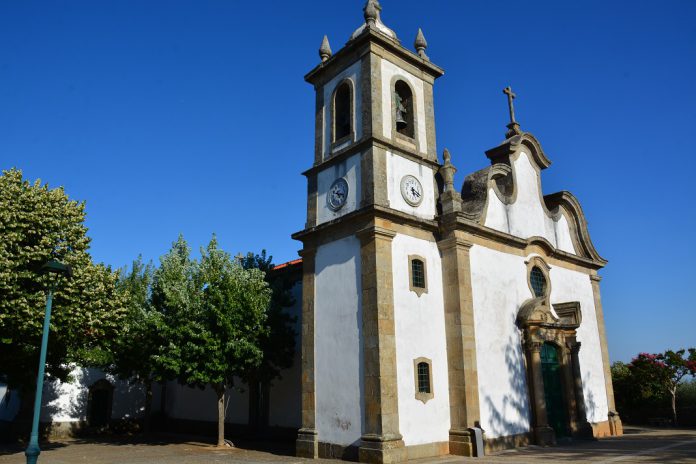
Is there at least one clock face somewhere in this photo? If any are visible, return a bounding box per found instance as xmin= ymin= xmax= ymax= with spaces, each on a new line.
xmin=400 ymin=175 xmax=423 ymax=206
xmin=327 ymin=177 xmax=349 ymax=211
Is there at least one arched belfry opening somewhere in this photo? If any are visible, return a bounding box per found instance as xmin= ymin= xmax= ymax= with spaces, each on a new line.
xmin=393 ymin=79 xmax=414 ymax=138
xmin=333 ymin=81 xmax=353 ymax=143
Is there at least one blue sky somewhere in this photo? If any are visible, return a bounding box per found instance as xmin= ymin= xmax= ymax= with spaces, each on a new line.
xmin=1 ymin=1 xmax=694 ymax=363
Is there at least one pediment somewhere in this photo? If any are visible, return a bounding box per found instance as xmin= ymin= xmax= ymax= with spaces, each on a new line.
xmin=517 ymin=298 xmax=581 ymax=329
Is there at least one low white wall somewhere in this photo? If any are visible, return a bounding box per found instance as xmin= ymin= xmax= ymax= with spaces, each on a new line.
xmin=0 ymin=367 xmax=146 ymax=424
xmin=0 ymin=382 xmax=20 ymax=421
xmin=314 ymin=236 xmax=364 ymax=446
xmin=392 ymin=234 xmax=450 ymax=446
xmin=268 ymin=282 xmax=302 ymax=428
xmin=166 ymin=381 xmax=248 ymax=424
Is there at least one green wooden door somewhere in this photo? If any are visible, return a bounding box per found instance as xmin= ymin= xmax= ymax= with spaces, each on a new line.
xmin=541 ymin=343 xmax=568 ymax=437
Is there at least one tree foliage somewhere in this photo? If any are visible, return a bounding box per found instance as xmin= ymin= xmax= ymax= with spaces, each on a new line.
xmin=239 ymin=250 xmax=297 ymax=385
xmin=612 ymin=348 xmax=696 ymax=425
xmin=153 ymin=236 xmax=271 ymax=446
xmin=0 ymin=168 xmax=126 ymax=392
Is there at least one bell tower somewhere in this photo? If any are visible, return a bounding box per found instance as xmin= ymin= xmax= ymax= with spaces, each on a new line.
xmin=293 ymin=1 xmax=445 ymax=462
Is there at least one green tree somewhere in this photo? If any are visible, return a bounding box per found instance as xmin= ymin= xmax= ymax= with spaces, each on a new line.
xmin=110 ymin=256 xmax=162 ymax=433
xmin=240 ymin=251 xmax=297 ymax=431
xmin=154 ymin=236 xmax=271 ymax=446
xmin=628 ymin=349 xmax=696 ymax=425
xmin=0 ymin=168 xmax=126 ymax=414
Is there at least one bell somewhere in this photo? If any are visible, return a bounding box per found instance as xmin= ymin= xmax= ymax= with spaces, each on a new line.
xmin=396 ymin=111 xmax=406 ymax=125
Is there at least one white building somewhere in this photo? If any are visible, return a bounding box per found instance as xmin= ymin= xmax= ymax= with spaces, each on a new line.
xmin=292 ymin=1 xmax=622 ymax=462
xmin=2 ymin=2 xmax=622 ymax=461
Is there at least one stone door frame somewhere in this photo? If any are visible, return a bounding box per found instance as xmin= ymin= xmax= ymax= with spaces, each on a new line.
xmin=517 ymin=299 xmax=593 ymax=445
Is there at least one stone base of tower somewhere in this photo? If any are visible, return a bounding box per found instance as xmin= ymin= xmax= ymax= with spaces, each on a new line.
xmin=358 ymin=435 xmax=405 ymax=464
xmin=533 ymin=425 xmax=556 ymax=446
xmin=448 ymin=429 xmax=475 ymax=456
xmin=591 ymin=414 xmax=623 ymax=438
xmin=296 ymin=429 xmax=319 ymax=459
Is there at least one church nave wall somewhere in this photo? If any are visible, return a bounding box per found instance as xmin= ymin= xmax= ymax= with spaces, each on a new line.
xmin=470 ymin=245 xmax=533 ymax=439
xmin=470 ymin=243 xmax=610 ymax=439
xmin=549 ymin=265 xmax=609 ymax=424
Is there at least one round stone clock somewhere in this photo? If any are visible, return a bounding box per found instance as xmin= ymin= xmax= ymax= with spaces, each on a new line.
xmin=327 ymin=177 xmax=349 ymax=211
xmin=400 ymin=175 xmax=423 ymax=206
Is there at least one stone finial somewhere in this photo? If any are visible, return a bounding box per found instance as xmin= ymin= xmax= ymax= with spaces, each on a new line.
xmin=364 ymin=0 xmax=382 ymax=27
xmin=414 ymin=28 xmax=428 ymax=59
xmin=319 ymin=35 xmax=332 ymax=62
xmin=440 ymin=148 xmax=457 ymax=192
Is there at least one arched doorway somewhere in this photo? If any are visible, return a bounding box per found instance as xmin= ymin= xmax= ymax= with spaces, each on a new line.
xmin=540 ymin=343 xmax=568 ymax=438
xmin=87 ymin=379 xmax=113 ymax=428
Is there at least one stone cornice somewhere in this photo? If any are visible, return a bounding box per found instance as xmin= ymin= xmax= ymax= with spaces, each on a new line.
xmin=302 ymin=134 xmax=441 ymax=178
xmin=292 ymin=204 xmax=438 ymax=244
xmin=305 ymin=28 xmax=444 ymax=87
xmin=446 ymin=214 xmax=606 ymax=270
xmin=436 ymin=236 xmax=473 ymax=252
xmin=356 ymin=225 xmax=396 ymax=242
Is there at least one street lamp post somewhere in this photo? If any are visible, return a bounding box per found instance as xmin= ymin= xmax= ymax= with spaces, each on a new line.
xmin=25 ymin=260 xmax=72 ymax=464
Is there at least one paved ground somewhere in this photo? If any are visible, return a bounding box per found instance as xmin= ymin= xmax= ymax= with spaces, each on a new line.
xmin=1 ymin=427 xmax=694 ymax=464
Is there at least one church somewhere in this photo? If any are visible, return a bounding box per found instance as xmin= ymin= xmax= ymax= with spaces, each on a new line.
xmin=0 ymin=1 xmax=623 ymax=461
xmin=290 ymin=0 xmax=622 ymax=461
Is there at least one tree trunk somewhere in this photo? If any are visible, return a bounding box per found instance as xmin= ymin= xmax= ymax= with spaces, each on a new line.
xmin=143 ymin=381 xmax=153 ymax=435
xmin=159 ymin=381 xmax=167 ymax=416
xmin=216 ymin=387 xmax=225 ymax=447
xmin=671 ymin=387 xmax=678 ymax=426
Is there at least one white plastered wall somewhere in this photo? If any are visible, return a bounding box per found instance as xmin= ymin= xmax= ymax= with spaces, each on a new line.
xmin=380 ymin=60 xmax=428 ymax=154
xmin=392 ymin=234 xmax=450 ymax=445
xmin=470 ymin=245 xmax=609 ymax=438
xmin=314 ymin=236 xmax=364 ymax=446
xmin=323 ymin=61 xmax=362 ymax=158
xmin=317 ymin=153 xmax=361 ymax=225
xmin=386 ymin=152 xmax=436 ymax=220
xmin=549 ymin=266 xmax=609 ymax=423
xmin=166 ymin=381 xmax=248 ymax=424
xmin=14 ymin=367 xmax=146 ymax=423
xmin=268 ymin=281 xmax=302 ymax=428
xmin=0 ymin=383 xmax=20 ymax=421
xmin=470 ymin=246 xmax=532 ymax=438
xmin=483 ymin=151 xmax=576 ymax=254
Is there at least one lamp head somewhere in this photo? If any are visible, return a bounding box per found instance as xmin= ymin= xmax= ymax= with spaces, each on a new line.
xmin=41 ymin=260 xmax=73 ymax=278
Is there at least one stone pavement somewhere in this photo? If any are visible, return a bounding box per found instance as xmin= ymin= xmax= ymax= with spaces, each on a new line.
xmin=0 ymin=427 xmax=694 ymax=464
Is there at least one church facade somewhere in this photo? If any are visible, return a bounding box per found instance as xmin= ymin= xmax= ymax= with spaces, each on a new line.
xmin=1 ymin=2 xmax=623 ymax=460
xmin=292 ymin=1 xmax=622 ymax=462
